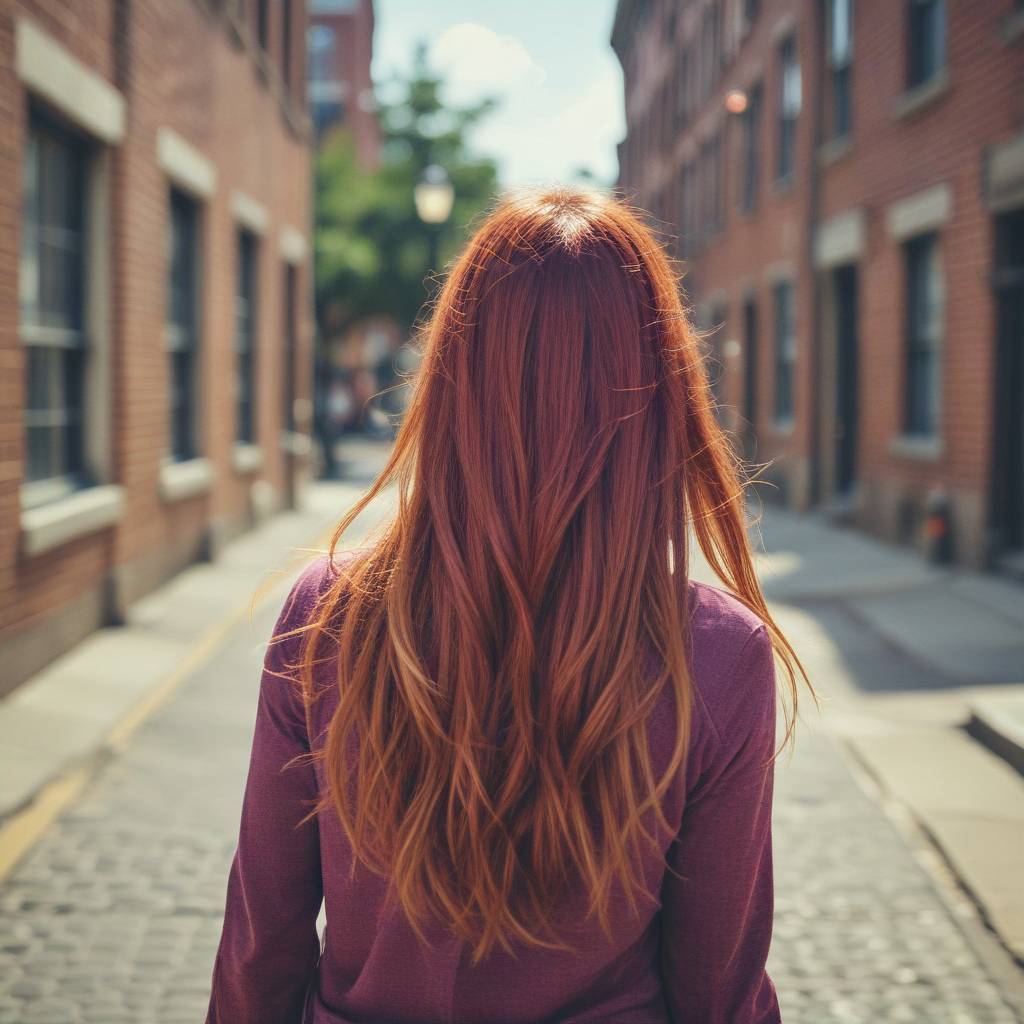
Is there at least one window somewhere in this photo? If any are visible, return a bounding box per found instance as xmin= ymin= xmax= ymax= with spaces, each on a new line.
xmin=700 ymin=4 xmax=722 ymax=100
xmin=699 ymin=133 xmax=724 ymax=239
xmin=281 ymin=0 xmax=293 ymax=89
xmin=709 ymin=130 xmax=724 ymax=233
xmin=283 ymin=264 xmax=298 ymax=433
xmin=705 ymin=304 xmax=728 ymax=409
xmin=908 ymin=0 xmax=945 ymax=88
xmin=904 ymin=233 xmax=943 ymax=435
xmin=676 ymin=49 xmax=691 ymax=128
xmin=739 ymin=83 xmax=762 ymax=213
xmin=256 ymin=0 xmax=269 ymax=51
xmin=827 ymin=0 xmax=853 ymax=139
xmin=21 ymin=112 xmax=89 ymax=498
xmin=773 ymin=281 xmax=796 ymax=421
xmin=736 ymin=0 xmax=761 ymax=44
xmin=776 ymin=35 xmax=801 ymax=181
xmin=167 ymin=190 xmax=200 ymax=462
xmin=308 ymin=25 xmax=336 ymax=85
xmin=235 ymin=230 xmax=259 ymax=444
xmin=681 ymin=161 xmax=697 ymax=258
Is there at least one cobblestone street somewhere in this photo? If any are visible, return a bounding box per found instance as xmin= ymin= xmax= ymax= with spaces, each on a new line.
xmin=0 ymin=555 xmax=1020 ymax=1022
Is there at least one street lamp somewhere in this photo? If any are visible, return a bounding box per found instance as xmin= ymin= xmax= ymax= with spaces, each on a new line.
xmin=414 ymin=164 xmax=454 ymax=273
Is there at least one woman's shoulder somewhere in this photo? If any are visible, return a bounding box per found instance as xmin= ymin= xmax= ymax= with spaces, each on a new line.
xmin=684 ymin=579 xmax=775 ymax=745
xmin=686 ymin=578 xmax=766 ymax=645
xmin=277 ymin=547 xmax=370 ymax=632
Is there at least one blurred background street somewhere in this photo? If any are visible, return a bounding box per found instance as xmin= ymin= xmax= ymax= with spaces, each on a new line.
xmin=1 ymin=0 xmax=1023 ymax=1022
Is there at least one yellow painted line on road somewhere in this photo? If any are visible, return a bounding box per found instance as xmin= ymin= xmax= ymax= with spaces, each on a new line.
xmin=0 ymin=764 xmax=91 ymax=879
xmin=0 ymin=529 xmax=339 ymax=882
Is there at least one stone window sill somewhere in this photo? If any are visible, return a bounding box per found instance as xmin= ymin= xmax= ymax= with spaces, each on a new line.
xmin=20 ymin=484 xmax=125 ymax=558
xmin=888 ymin=434 xmax=944 ymax=462
xmin=894 ymin=70 xmax=950 ymax=121
xmin=159 ymin=457 xmax=213 ymax=503
xmin=232 ymin=442 xmax=264 ymax=475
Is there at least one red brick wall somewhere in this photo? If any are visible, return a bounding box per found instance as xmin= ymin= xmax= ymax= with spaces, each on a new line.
xmin=0 ymin=0 xmax=315 ymax=690
xmin=613 ymin=0 xmax=1024 ymax=566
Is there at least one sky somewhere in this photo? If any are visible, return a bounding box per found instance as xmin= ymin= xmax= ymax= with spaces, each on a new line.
xmin=372 ymin=0 xmax=624 ymax=189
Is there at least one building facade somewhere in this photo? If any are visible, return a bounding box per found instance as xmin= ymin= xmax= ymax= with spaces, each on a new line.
xmin=0 ymin=0 xmax=316 ymax=694
xmin=612 ymin=0 xmax=1024 ymax=571
xmin=307 ymin=0 xmax=379 ymax=164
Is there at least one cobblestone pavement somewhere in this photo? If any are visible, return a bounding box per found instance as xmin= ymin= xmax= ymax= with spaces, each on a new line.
xmin=0 ymin=580 xmax=1021 ymax=1023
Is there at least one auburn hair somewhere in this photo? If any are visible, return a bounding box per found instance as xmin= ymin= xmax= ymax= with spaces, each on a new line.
xmin=284 ymin=185 xmax=813 ymax=964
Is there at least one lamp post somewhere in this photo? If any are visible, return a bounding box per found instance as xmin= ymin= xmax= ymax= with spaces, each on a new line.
xmin=414 ymin=164 xmax=455 ymax=274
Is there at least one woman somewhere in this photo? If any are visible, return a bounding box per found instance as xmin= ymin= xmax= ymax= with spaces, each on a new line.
xmin=205 ymin=186 xmax=813 ymax=1024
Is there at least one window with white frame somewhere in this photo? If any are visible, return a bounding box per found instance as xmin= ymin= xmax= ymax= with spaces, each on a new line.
xmin=904 ymin=233 xmax=943 ymax=435
xmin=776 ymin=35 xmax=801 ymax=181
xmin=20 ymin=110 xmax=90 ymax=503
xmin=908 ymin=0 xmax=946 ymax=89
xmin=773 ymin=280 xmax=796 ymax=421
xmin=827 ymin=0 xmax=853 ymax=140
xmin=739 ymin=83 xmax=762 ymax=212
xmin=167 ymin=189 xmax=200 ymax=462
xmin=235 ymin=229 xmax=259 ymax=445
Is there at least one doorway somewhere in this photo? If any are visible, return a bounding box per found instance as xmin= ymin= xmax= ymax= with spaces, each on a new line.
xmin=833 ymin=265 xmax=859 ymax=496
xmin=741 ymin=297 xmax=758 ymax=459
xmin=992 ymin=208 xmax=1024 ymax=568
xmin=282 ymin=263 xmax=299 ymax=510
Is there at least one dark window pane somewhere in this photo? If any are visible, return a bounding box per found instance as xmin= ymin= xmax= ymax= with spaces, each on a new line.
xmin=235 ymin=230 xmax=259 ymax=443
xmin=283 ymin=265 xmax=297 ymax=432
xmin=21 ymin=112 xmax=88 ymax=488
xmin=740 ymin=84 xmax=762 ymax=212
xmin=909 ymin=0 xmax=945 ymax=88
xmin=904 ymin=233 xmax=943 ymax=434
xmin=167 ymin=189 xmax=200 ymax=461
xmin=774 ymin=282 xmax=796 ymax=420
xmin=828 ymin=0 xmax=853 ymax=138
xmin=777 ymin=36 xmax=801 ymax=180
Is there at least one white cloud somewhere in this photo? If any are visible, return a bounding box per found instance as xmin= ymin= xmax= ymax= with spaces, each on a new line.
xmin=430 ymin=23 xmax=547 ymax=103
xmin=471 ymin=59 xmax=623 ymax=187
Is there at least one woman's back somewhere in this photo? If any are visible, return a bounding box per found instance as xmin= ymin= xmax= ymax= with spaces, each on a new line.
xmin=206 ymin=551 xmax=780 ymax=1024
xmin=205 ymin=185 xmax=806 ymax=1023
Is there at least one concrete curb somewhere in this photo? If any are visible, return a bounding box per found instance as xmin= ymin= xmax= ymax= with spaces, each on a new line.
xmin=968 ymin=696 xmax=1024 ymax=776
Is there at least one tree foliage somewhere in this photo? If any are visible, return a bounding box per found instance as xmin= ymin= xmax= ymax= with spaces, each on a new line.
xmin=315 ymin=43 xmax=501 ymax=337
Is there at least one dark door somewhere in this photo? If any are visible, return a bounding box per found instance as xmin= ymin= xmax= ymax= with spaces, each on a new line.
xmin=742 ymin=297 xmax=758 ymax=457
xmin=282 ymin=264 xmax=299 ymax=509
xmin=833 ymin=265 xmax=859 ymax=496
xmin=992 ymin=209 xmax=1024 ymax=559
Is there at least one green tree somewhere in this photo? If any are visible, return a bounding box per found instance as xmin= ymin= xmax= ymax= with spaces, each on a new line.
xmin=315 ymin=42 xmax=500 ymax=338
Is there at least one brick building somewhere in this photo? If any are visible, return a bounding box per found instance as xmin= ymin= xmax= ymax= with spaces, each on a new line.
xmin=612 ymin=0 xmax=1024 ymax=571
xmin=308 ymin=0 xmax=380 ymax=165
xmin=0 ymin=0 xmax=316 ymax=694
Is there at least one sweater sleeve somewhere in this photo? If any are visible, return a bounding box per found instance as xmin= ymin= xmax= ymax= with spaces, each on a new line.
xmin=205 ymin=558 xmax=328 ymax=1024
xmin=659 ymin=624 xmax=782 ymax=1024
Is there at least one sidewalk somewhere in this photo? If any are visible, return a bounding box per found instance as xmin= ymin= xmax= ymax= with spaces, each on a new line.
xmin=0 ymin=461 xmax=397 ymax=871
xmin=0 ymin=463 xmax=1022 ymax=1021
xmin=710 ymin=503 xmax=1024 ymax=972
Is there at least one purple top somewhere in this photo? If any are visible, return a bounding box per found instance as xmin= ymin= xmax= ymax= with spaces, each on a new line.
xmin=205 ymin=552 xmax=781 ymax=1024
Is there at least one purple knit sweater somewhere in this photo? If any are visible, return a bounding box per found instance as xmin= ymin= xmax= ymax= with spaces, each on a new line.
xmin=205 ymin=552 xmax=781 ymax=1024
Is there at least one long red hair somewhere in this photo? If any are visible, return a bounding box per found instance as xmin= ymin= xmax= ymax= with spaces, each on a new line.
xmin=288 ymin=186 xmax=812 ymax=963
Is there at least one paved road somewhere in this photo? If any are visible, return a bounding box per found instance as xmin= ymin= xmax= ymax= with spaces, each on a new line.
xmin=0 ymin=562 xmax=1021 ymax=1022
